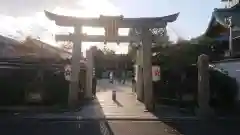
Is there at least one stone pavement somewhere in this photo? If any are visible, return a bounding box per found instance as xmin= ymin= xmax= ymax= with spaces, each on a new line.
xmin=97 ymin=83 xmax=157 ymax=119
xmin=96 ymin=79 xmax=195 ymax=120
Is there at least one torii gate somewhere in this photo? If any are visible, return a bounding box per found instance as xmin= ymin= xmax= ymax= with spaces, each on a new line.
xmin=44 ymin=11 xmax=179 ymax=110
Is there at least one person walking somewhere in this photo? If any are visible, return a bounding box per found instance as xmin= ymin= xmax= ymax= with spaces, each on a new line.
xmin=92 ymin=77 xmax=97 ymax=97
xmin=121 ymin=70 xmax=126 ymax=84
xmin=109 ymin=71 xmax=114 ymax=84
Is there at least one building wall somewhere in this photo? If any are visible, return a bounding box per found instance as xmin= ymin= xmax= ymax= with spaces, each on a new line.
xmin=215 ymin=60 xmax=240 ymax=100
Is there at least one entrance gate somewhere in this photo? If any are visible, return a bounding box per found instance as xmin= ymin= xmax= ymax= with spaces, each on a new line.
xmin=44 ymin=11 xmax=179 ymax=110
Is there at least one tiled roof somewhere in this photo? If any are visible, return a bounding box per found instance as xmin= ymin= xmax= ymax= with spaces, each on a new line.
xmin=31 ymin=39 xmax=71 ymax=59
xmin=205 ymin=3 xmax=240 ymax=37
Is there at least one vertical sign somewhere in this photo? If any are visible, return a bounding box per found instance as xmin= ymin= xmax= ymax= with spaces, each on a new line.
xmin=134 ymin=65 xmax=138 ymax=81
xmin=93 ymin=68 xmax=95 ymax=76
xmin=152 ymin=65 xmax=160 ymax=81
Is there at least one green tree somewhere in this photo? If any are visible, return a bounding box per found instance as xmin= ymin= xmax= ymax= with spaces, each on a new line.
xmin=101 ymin=46 xmax=115 ymax=55
xmin=155 ymin=36 xmax=216 ymax=70
xmin=128 ymin=27 xmax=171 ymax=62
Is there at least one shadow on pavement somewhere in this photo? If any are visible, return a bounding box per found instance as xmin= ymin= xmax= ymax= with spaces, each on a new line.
xmin=151 ymin=104 xmax=195 ymax=119
xmin=90 ymin=99 xmax=115 ymax=135
xmin=0 ymin=99 xmax=115 ymax=135
xmin=162 ymin=119 xmax=240 ymax=135
xmin=0 ymin=119 xmax=115 ymax=135
xmin=150 ymin=104 xmax=240 ymax=135
xmin=113 ymin=100 xmax=123 ymax=107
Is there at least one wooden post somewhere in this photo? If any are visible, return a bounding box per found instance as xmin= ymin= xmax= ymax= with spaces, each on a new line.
xmin=142 ymin=27 xmax=154 ymax=111
xmin=68 ymin=26 xmax=82 ymax=107
xmin=197 ymin=54 xmax=214 ymax=119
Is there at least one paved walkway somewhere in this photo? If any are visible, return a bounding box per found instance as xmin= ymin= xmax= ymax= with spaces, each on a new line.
xmin=96 ymin=80 xmax=157 ymax=119
xmin=96 ymin=79 xmax=195 ymax=120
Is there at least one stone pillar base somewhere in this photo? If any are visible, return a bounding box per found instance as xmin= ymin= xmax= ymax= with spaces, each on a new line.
xmin=68 ymin=81 xmax=79 ymax=108
xmin=137 ymin=85 xmax=144 ymax=102
xmin=145 ymin=103 xmax=155 ymax=112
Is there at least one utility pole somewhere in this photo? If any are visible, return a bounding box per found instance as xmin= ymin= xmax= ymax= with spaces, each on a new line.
xmin=229 ymin=17 xmax=233 ymax=56
xmin=225 ymin=16 xmax=233 ymax=56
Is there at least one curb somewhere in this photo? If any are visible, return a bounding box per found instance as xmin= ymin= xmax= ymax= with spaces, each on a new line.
xmin=0 ymin=99 xmax=95 ymax=113
xmin=0 ymin=107 xmax=81 ymax=114
xmin=22 ymin=116 xmax=240 ymax=122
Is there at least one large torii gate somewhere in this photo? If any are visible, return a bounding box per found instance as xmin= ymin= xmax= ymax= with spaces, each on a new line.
xmin=44 ymin=11 xmax=179 ymax=110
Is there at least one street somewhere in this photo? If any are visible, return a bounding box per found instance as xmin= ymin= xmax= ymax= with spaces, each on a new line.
xmin=0 ymin=79 xmax=240 ymax=135
xmin=0 ymin=117 xmax=239 ymax=135
xmin=0 ymin=119 xmax=111 ymax=135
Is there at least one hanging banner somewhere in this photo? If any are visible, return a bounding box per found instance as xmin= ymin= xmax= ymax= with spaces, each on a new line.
xmin=64 ymin=64 xmax=71 ymax=81
xmin=152 ymin=65 xmax=160 ymax=81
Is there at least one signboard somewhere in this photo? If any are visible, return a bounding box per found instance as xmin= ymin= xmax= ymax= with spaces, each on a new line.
xmin=64 ymin=64 xmax=71 ymax=81
xmin=134 ymin=65 xmax=138 ymax=81
xmin=152 ymin=66 xmax=160 ymax=81
xmin=93 ymin=68 xmax=95 ymax=76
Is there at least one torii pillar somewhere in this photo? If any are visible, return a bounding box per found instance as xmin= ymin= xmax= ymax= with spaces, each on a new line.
xmin=142 ymin=27 xmax=154 ymax=111
xmin=68 ymin=26 xmax=82 ymax=106
xmin=135 ymin=27 xmax=154 ymax=111
xmin=86 ymin=49 xmax=94 ymax=99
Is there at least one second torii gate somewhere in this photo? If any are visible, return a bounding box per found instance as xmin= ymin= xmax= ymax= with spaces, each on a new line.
xmin=44 ymin=11 xmax=179 ymax=111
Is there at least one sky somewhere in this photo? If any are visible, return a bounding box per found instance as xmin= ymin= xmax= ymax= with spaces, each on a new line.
xmin=0 ymin=0 xmax=225 ymax=54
